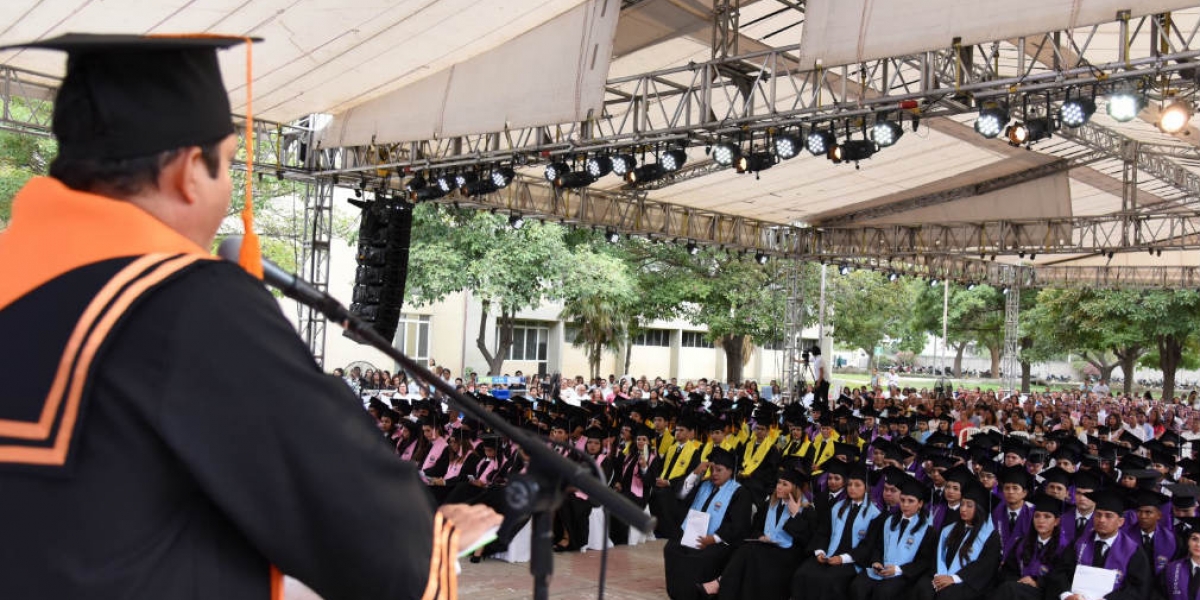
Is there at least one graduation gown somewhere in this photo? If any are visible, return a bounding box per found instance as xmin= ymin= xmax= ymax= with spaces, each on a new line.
xmin=610 ymin=451 xmax=660 ymax=545
xmin=1162 ymin=557 xmax=1200 ymax=600
xmin=847 ymin=512 xmax=939 ymax=600
xmin=651 ymin=441 xmax=702 ymax=537
xmin=718 ymin=501 xmax=816 ymax=600
xmin=1060 ymin=508 xmax=1094 ymax=546
xmin=0 ymin=179 xmax=444 ymax=600
xmin=992 ymin=502 xmax=1034 ymax=561
xmin=792 ymin=499 xmax=884 ymax=600
xmin=989 ymin=534 xmax=1069 ymax=600
xmin=914 ymin=523 xmax=1002 ymax=600
xmin=662 ymin=480 xmax=753 ymax=600
xmin=1043 ymin=531 xmax=1153 ymax=600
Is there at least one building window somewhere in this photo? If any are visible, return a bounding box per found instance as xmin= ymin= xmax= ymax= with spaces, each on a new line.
xmin=681 ymin=331 xmax=711 ymax=348
xmin=505 ymin=322 xmax=549 ymax=362
xmin=564 ymin=325 xmax=580 ymax=344
xmin=396 ymin=315 xmax=431 ymax=366
xmin=633 ymin=329 xmax=671 ymax=347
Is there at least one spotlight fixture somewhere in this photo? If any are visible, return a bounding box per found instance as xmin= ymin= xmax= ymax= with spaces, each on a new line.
xmin=773 ymin=134 xmax=801 ymax=160
xmin=966 ymin=282 xmax=977 ymax=291
xmin=887 ymin=272 xmax=899 ymax=282
xmin=1106 ymin=92 xmax=1143 ymax=122
xmin=585 ymin=156 xmax=613 ymax=178
xmin=436 ymin=175 xmax=455 ymax=193
xmin=491 ymin=167 xmax=515 ymax=189
xmin=660 ymin=149 xmax=688 ymax=172
xmin=870 ymin=120 xmax=904 ymax=147
xmin=544 ymin=161 xmax=570 ymax=182
xmin=838 ymin=265 xmax=853 ymax=276
xmin=806 ymin=130 xmax=837 ymax=156
xmin=713 ymin=142 xmax=742 ymax=166
xmin=454 ymin=172 xmax=477 ymax=190
xmin=685 ymin=240 xmax=699 ymax=256
xmin=509 ymin=214 xmax=526 ymax=230
xmin=554 ymin=170 xmax=596 ymax=189
xmin=735 ymin=151 xmax=776 ymax=174
xmin=463 ymin=179 xmax=499 ymax=197
xmin=411 ymin=185 xmax=447 ymax=202
xmin=1059 ymin=98 xmax=1096 ymax=127
xmin=1001 ymin=286 xmax=1011 ymax=295
xmin=929 ymin=278 xmax=940 ymax=287
xmin=755 ymin=251 xmax=769 ymax=265
xmin=829 ymin=140 xmax=877 ymax=165
xmin=1006 ymin=118 xmax=1053 ymax=147
xmin=1158 ymin=100 xmax=1193 ymax=134
xmin=974 ymin=105 xmax=1010 ymax=139
xmin=611 ymin=154 xmax=637 ymax=177
xmin=626 ymin=163 xmax=666 ymax=185
xmin=605 ymin=229 xmax=620 ymax=244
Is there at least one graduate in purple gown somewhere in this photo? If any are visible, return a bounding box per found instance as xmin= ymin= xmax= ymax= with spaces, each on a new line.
xmin=1163 ymin=527 xmax=1200 ymax=600
xmin=990 ymin=493 xmax=1071 ymax=600
xmin=1044 ymin=488 xmax=1152 ymax=600
xmin=1059 ymin=469 xmax=1102 ymax=545
xmin=992 ymin=466 xmax=1035 ymax=561
xmin=1123 ymin=487 xmax=1179 ymax=577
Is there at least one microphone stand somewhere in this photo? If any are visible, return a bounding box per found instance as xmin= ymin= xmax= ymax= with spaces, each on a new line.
xmin=296 ymin=291 xmax=655 ymax=600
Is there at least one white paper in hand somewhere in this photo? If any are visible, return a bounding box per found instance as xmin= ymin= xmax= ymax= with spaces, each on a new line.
xmin=681 ymin=509 xmax=711 ymax=549
xmin=1071 ymin=565 xmax=1118 ymax=599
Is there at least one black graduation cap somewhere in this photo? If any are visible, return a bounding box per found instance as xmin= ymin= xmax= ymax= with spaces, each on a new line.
xmin=1160 ymin=430 xmax=1183 ymax=447
xmin=880 ymin=465 xmax=910 ymax=487
xmin=898 ymin=475 xmax=928 ymax=499
xmin=974 ymin=457 xmax=1001 ymax=476
xmin=962 ymin=481 xmax=994 ymax=511
xmin=846 ymin=463 xmax=869 ymax=483
xmin=379 ymin=408 xmax=400 ymax=423
xmin=709 ymin=447 xmax=737 ymax=470
xmin=1040 ymin=466 xmax=1073 ymax=487
xmin=1118 ymin=454 xmax=1152 ymax=471
xmin=584 ymin=427 xmax=606 ymax=440
xmin=1118 ymin=430 xmax=1143 ymax=449
xmin=926 ymin=431 xmax=956 ymax=448
xmin=1127 ymin=487 xmax=1169 ymax=510
xmin=1085 ymin=488 xmax=1127 ymax=514
xmin=1002 ymin=437 xmax=1031 ymax=459
xmin=822 ymin=458 xmax=849 ymax=478
xmin=1169 ymin=484 xmax=1200 ymax=508
xmin=998 ymin=465 xmax=1033 ymax=490
xmin=4 ymin=34 xmax=253 ymax=160
xmin=833 ymin=441 xmax=861 ymax=462
xmin=1072 ymin=469 xmax=1104 ymax=491
xmin=897 ymin=436 xmax=922 ymax=456
xmin=1030 ymin=492 xmax=1066 ymax=516
xmin=1122 ymin=469 xmax=1162 ymax=490
xmin=926 ymin=453 xmax=960 ymax=471
xmin=631 ymin=423 xmax=654 ymax=440
xmin=778 ymin=467 xmax=810 ymax=487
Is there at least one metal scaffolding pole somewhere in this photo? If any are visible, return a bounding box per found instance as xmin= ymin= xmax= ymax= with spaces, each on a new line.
xmin=1001 ymin=268 xmax=1021 ymax=393
xmin=299 ymin=179 xmax=335 ymax=366
xmin=781 ymin=260 xmax=807 ymax=402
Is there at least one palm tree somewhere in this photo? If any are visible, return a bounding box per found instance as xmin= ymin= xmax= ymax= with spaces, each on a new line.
xmin=560 ymin=294 xmax=632 ymax=380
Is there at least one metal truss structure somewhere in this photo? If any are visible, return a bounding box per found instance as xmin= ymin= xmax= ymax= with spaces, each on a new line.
xmin=1002 ymin=268 xmax=1021 ymax=392
xmin=299 ymin=180 xmax=335 ymax=366
xmin=781 ymin=259 xmax=807 ymax=402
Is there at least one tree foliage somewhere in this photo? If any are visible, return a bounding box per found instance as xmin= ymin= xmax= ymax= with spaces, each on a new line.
xmin=828 ymin=270 xmax=918 ymax=369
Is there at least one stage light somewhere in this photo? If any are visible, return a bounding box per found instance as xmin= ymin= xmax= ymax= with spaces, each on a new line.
xmin=554 ymin=170 xmax=596 ymax=189
xmin=839 ymin=265 xmax=852 ymax=275
xmin=929 ymin=278 xmax=940 ymax=287
xmin=586 ymin=156 xmax=613 ymax=178
xmin=1001 ymin=286 xmax=1011 ymax=295
xmin=1107 ymin=93 xmax=1142 ymax=122
xmin=491 ymin=167 xmax=515 ymax=189
xmin=611 ymin=154 xmax=637 ymax=177
xmin=807 ymin=130 xmax=836 ymax=156
xmin=967 ymin=282 xmax=977 ymax=291
xmin=605 ymin=229 xmax=620 ymax=244
xmin=509 ymin=214 xmax=525 ymax=230
xmin=1059 ymin=98 xmax=1096 ymax=127
xmin=713 ymin=142 xmax=741 ymax=166
xmin=454 ymin=172 xmax=477 ymax=190
xmin=411 ymin=185 xmax=447 ymax=202
xmin=974 ymin=105 xmax=1010 ymax=138
xmin=436 ymin=175 xmax=455 ymax=193
xmin=774 ymin=134 xmax=801 ymax=160
xmin=1006 ymin=118 xmax=1053 ymax=147
xmin=735 ymin=151 xmax=775 ymax=174
xmin=755 ymin=252 xmax=769 ymax=265
xmin=870 ymin=120 xmax=904 ymax=147
xmin=888 ymin=272 xmax=899 ymax=282
xmin=463 ymin=180 xmax=499 ymax=197
xmin=686 ymin=240 xmax=699 ymax=255
xmin=544 ymin=161 xmax=570 ymax=182
xmin=829 ymin=140 xmax=876 ymax=164
xmin=626 ymin=163 xmax=666 ymax=185
xmin=661 ymin=149 xmax=688 ymax=172
xmin=1158 ymin=100 xmax=1193 ymax=134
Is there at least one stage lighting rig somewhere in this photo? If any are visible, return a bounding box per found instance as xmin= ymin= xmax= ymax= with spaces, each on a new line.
xmin=660 ymin=149 xmax=688 ymax=172
xmin=1059 ymin=97 xmax=1096 ymax=127
xmin=870 ymin=119 xmax=903 ymax=147
xmin=774 ymin=133 xmax=801 ymax=160
xmin=1006 ymin=117 xmax=1053 ymax=147
xmin=829 ymin=140 xmax=876 ymax=167
xmin=405 ymin=175 xmax=427 ymax=192
xmin=586 ymin=156 xmax=613 ymax=178
xmin=1158 ymin=100 xmax=1193 ymax=134
xmin=509 ymin=214 xmax=526 ymax=230
xmin=626 ymin=163 xmax=666 ymax=185
xmin=436 ymin=175 xmax=455 ymax=193
xmin=806 ymin=129 xmax=836 ymax=156
xmin=1106 ymin=92 xmax=1144 ymax=122
xmin=735 ymin=151 xmax=776 ymax=175
xmin=544 ymin=161 xmax=570 ymax=182
xmin=554 ymin=170 xmax=596 ymax=189
xmin=712 ymin=141 xmax=741 ymax=166
xmin=755 ymin=252 xmax=769 ymax=265
xmin=685 ymin=240 xmax=699 ymax=256
xmin=605 ymin=229 xmax=621 ymax=244
xmin=974 ymin=104 xmax=1010 ymax=138
xmin=490 ymin=167 xmax=515 ymax=189
xmin=611 ymin=154 xmax=637 ymax=177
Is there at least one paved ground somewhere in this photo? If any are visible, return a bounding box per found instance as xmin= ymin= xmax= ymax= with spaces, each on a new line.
xmin=285 ymin=540 xmax=669 ymax=600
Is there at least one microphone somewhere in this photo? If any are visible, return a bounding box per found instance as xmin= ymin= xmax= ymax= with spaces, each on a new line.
xmin=217 ymin=236 xmax=346 ymax=320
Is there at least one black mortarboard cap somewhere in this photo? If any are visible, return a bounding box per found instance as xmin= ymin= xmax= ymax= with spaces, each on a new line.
xmin=1161 ymin=430 xmax=1182 ymax=447
xmin=846 ymin=463 xmax=869 ymax=483
xmin=975 ymin=457 xmax=1001 ymax=476
xmin=898 ymin=475 xmax=928 ymax=499
xmin=962 ymin=481 xmax=993 ymax=510
xmin=1127 ymin=487 xmax=1169 ymax=509
xmin=833 ymin=441 xmax=861 ymax=462
xmin=709 ymin=447 xmax=737 ymax=470
xmin=926 ymin=431 xmax=956 ymax=448
xmin=1169 ymin=484 xmax=1200 ymax=508
xmin=584 ymin=427 xmax=606 ymax=440
xmin=779 ymin=467 xmax=810 ymax=487
xmin=1040 ymin=466 xmax=1073 ymax=487
xmin=1002 ymin=437 xmax=1031 ymax=459
xmin=1118 ymin=454 xmax=1151 ymax=471
xmin=1085 ymin=488 xmax=1127 ymax=514
xmin=944 ymin=465 xmax=975 ymax=488
xmin=998 ymin=465 xmax=1033 ymax=489
xmin=5 ymin=34 xmax=252 ymax=160
xmin=1118 ymin=431 xmax=1143 ymax=449
xmin=1072 ymin=469 xmax=1104 ymax=491
xmin=881 ymin=465 xmax=910 ymax=487
xmin=1030 ymin=492 xmax=1065 ymax=516
xmin=822 ymin=458 xmax=849 ymax=477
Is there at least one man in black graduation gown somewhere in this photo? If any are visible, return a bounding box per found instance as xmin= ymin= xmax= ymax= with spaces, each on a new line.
xmin=0 ymin=34 xmax=499 ymax=600
xmin=663 ymin=447 xmax=753 ymax=600
xmin=1044 ymin=489 xmax=1152 ymax=600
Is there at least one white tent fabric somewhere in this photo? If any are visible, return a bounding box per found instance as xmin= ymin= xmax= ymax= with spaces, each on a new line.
xmin=315 ymin=0 xmax=620 ymax=147
xmin=797 ymin=0 xmax=1200 ymax=70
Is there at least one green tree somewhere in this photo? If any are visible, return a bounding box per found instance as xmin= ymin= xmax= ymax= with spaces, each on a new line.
xmin=1024 ymin=289 xmax=1148 ymax=394
xmin=0 ymin=130 xmax=56 ymax=227
xmin=910 ymin=283 xmax=1002 ymax=377
xmin=1131 ymin=290 xmax=1200 ymax=401
xmin=828 ymin=270 xmax=918 ymax=370
xmin=558 ymin=244 xmax=638 ymax=380
xmin=405 ymin=204 xmax=577 ymax=375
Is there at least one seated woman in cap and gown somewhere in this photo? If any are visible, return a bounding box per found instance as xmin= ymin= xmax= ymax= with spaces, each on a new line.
xmin=1043 ymin=488 xmax=1152 ymax=600
xmin=1161 ymin=523 xmax=1200 ymax=600
xmin=696 ymin=467 xmax=816 ymax=600
xmin=914 ymin=481 xmax=1002 ymax=600
xmin=989 ymin=493 xmax=1071 ymax=600
xmin=610 ymin=424 xmax=661 ymax=545
xmin=813 ymin=458 xmax=849 ymax=518
xmin=791 ymin=464 xmax=883 ymax=600
xmin=555 ymin=427 xmax=613 ymax=552
xmin=930 ymin=464 xmax=971 ymax=532
xmin=662 ymin=447 xmax=753 ymax=600
xmin=426 ymin=428 xmax=479 ymax=505
xmin=444 ymin=435 xmax=505 ymax=506
xmin=847 ymin=475 xmax=939 ymax=600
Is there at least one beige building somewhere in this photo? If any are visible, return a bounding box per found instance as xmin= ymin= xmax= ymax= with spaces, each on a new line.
xmin=278 ymin=193 xmax=823 ymax=384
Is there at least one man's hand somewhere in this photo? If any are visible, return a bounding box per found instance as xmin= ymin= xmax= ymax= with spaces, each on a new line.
xmin=696 ymin=535 xmax=717 ymax=549
xmin=1016 ymin=576 xmax=1038 ymax=587
xmin=932 ymin=575 xmax=956 ymax=591
xmin=693 ymin=462 xmax=711 ymax=476
xmin=437 ymin=504 xmax=503 ymax=552
xmin=655 ymin=478 xmax=670 ymax=488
